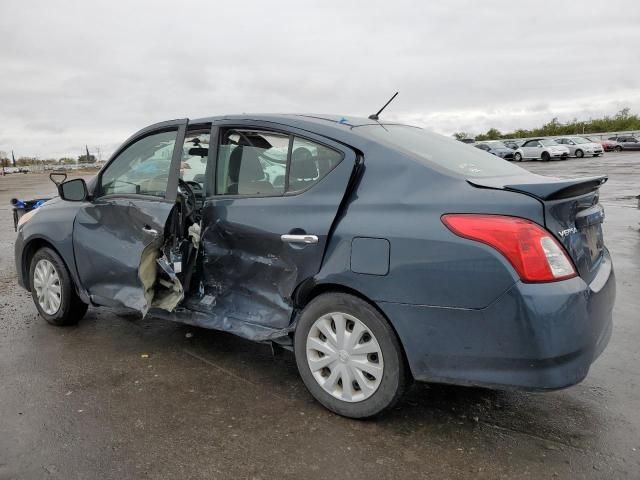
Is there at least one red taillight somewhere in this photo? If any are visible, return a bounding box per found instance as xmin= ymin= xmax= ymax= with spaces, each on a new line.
xmin=441 ymin=214 xmax=577 ymax=283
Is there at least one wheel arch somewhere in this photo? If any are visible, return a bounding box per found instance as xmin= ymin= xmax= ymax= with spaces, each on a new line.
xmin=22 ymin=238 xmax=76 ymax=294
xmin=292 ymin=281 xmax=413 ymax=379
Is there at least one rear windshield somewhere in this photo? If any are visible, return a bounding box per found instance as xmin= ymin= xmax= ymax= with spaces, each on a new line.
xmin=572 ymin=137 xmax=590 ymax=144
xmin=486 ymin=141 xmax=508 ymax=148
xmin=359 ymin=124 xmax=526 ymax=178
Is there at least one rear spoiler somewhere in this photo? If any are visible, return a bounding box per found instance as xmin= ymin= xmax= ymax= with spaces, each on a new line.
xmin=468 ymin=175 xmax=608 ymax=201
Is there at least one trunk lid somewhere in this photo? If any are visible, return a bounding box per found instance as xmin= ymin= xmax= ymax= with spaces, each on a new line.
xmin=468 ymin=174 xmax=607 ymax=284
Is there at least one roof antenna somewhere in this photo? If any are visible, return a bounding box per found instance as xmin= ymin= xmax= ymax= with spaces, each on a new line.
xmin=368 ymin=92 xmax=399 ymax=121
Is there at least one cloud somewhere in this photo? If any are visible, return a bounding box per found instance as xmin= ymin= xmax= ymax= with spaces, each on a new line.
xmin=0 ymin=0 xmax=639 ymax=158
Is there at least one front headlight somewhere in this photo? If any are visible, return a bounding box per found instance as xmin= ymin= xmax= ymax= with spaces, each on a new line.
xmin=17 ymin=209 xmax=39 ymax=228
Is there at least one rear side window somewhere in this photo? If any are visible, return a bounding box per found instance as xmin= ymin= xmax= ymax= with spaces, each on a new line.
xmin=360 ymin=125 xmax=526 ymax=178
xmin=215 ymin=129 xmax=343 ymax=196
xmin=288 ymin=137 xmax=343 ymax=193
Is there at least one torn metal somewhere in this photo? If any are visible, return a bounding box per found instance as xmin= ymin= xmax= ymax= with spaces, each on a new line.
xmin=149 ymin=307 xmax=293 ymax=342
xmin=130 ymin=185 xmax=296 ymax=342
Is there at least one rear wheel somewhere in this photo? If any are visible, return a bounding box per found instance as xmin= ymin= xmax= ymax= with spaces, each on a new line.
xmin=541 ymin=151 xmax=550 ymax=162
xmin=29 ymin=247 xmax=88 ymax=326
xmin=514 ymin=152 xmax=523 ymax=162
xmin=294 ymin=293 xmax=407 ymax=418
xmin=575 ymin=149 xmax=584 ymax=158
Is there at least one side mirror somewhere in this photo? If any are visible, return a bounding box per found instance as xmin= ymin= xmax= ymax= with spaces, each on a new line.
xmin=59 ymin=178 xmax=88 ymax=202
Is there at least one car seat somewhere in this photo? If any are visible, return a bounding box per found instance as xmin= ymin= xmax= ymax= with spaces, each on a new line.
xmin=226 ymin=147 xmax=275 ymax=195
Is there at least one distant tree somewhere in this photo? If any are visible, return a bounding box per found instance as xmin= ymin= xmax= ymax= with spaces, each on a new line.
xmin=78 ymin=154 xmax=97 ymax=164
xmin=474 ymin=107 xmax=640 ymax=140
xmin=452 ymin=132 xmax=472 ymax=140
xmin=512 ymin=129 xmax=530 ymax=138
xmin=486 ymin=128 xmax=502 ymax=140
xmin=0 ymin=151 xmax=8 ymax=168
xmin=476 ymin=128 xmax=502 ymax=141
xmin=59 ymin=157 xmax=76 ymax=165
xmin=615 ymin=107 xmax=630 ymax=120
xmin=17 ymin=156 xmax=38 ymax=166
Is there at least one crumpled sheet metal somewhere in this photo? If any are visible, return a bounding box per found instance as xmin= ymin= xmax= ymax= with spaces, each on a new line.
xmin=148 ymin=307 xmax=294 ymax=342
xmin=186 ymin=222 xmax=298 ymax=335
xmin=138 ymin=243 xmax=184 ymax=315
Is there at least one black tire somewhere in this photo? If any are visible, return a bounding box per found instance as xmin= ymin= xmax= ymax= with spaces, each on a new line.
xmin=294 ymin=293 xmax=407 ymax=418
xmin=541 ymin=151 xmax=550 ymax=162
xmin=615 ymin=146 xmax=622 ymax=152
xmin=593 ymin=154 xmax=600 ymax=157
xmin=514 ymin=152 xmax=523 ymax=162
xmin=29 ymin=247 xmax=88 ymax=326
xmin=575 ymin=149 xmax=584 ymax=158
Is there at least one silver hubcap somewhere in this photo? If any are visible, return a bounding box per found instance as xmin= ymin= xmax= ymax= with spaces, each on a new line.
xmin=306 ymin=312 xmax=384 ymax=403
xmin=33 ymin=259 xmax=62 ymax=315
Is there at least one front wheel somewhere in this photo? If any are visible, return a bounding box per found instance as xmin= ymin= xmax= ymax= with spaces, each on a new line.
xmin=541 ymin=152 xmax=550 ymax=162
xmin=294 ymin=293 xmax=407 ymax=418
xmin=29 ymin=247 xmax=88 ymax=326
xmin=575 ymin=149 xmax=584 ymax=158
xmin=615 ymin=146 xmax=622 ymax=152
xmin=514 ymin=152 xmax=523 ymax=162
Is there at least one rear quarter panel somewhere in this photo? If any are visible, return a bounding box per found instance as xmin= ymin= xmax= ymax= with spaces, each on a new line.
xmin=313 ymin=145 xmax=545 ymax=309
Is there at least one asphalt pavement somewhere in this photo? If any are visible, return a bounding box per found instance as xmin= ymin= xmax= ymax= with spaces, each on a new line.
xmin=1 ymin=153 xmax=639 ymax=479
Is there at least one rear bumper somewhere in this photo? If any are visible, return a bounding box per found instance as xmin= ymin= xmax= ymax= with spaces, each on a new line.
xmin=379 ymin=249 xmax=615 ymax=390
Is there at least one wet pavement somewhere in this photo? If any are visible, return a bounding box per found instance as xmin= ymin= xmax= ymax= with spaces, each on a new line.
xmin=1 ymin=153 xmax=639 ymax=479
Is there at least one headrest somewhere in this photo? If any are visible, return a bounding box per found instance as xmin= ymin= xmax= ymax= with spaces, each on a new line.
xmin=228 ymin=147 xmax=264 ymax=183
xmin=291 ymin=147 xmax=317 ymax=179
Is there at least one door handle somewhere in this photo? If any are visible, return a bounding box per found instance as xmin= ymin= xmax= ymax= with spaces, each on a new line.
xmin=281 ymin=234 xmax=318 ymax=244
xmin=142 ymin=225 xmax=159 ymax=236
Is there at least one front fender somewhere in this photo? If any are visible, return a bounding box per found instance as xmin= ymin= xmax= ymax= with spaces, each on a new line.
xmin=16 ymin=198 xmax=90 ymax=303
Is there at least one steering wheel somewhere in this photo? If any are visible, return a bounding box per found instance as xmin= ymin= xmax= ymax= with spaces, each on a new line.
xmin=177 ymin=178 xmax=196 ymax=217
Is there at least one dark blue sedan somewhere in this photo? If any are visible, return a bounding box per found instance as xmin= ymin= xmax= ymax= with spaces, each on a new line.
xmin=14 ymin=115 xmax=615 ymax=418
xmin=474 ymin=140 xmax=516 ymax=160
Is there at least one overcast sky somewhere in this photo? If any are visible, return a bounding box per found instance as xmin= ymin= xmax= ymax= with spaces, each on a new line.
xmin=1 ymin=0 xmax=639 ymax=159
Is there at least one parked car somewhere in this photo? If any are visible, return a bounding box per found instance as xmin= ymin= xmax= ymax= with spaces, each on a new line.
xmin=587 ymin=137 xmax=622 ymax=152
xmin=502 ymin=140 xmax=521 ymax=150
xmin=554 ymin=136 xmax=604 ymax=158
xmin=513 ymin=138 xmax=570 ymax=161
xmin=608 ymin=136 xmax=640 ymax=150
xmin=14 ymin=114 xmax=615 ymax=418
xmin=474 ymin=141 xmax=515 ymax=160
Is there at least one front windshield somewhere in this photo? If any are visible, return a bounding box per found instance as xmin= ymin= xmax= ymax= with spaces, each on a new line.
xmin=360 ymin=124 xmax=526 ymax=178
xmin=572 ymin=137 xmax=590 ymax=144
xmin=540 ymin=139 xmax=559 ymax=146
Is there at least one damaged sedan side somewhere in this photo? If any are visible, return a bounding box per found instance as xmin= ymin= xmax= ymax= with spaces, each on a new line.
xmin=15 ymin=114 xmax=615 ymax=419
